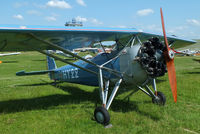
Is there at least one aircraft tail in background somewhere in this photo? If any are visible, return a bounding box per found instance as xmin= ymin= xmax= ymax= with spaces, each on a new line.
xmin=47 ymin=55 xmax=57 ymax=70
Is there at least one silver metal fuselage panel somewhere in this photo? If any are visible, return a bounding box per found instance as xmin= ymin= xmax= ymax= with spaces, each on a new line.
xmin=119 ymin=44 xmax=148 ymax=86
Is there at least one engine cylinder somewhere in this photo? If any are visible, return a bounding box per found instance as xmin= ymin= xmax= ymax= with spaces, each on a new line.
xmin=138 ymin=37 xmax=167 ymax=78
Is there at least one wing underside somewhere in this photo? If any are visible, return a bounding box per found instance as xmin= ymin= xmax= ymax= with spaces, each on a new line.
xmin=0 ymin=26 xmax=196 ymax=52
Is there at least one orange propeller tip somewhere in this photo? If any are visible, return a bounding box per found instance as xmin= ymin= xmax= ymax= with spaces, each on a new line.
xmin=0 ymin=61 xmax=2 ymax=64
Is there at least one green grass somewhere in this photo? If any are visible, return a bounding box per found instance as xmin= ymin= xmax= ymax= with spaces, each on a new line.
xmin=0 ymin=52 xmax=200 ymax=134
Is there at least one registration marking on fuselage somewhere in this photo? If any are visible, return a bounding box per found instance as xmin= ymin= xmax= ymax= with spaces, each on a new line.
xmin=60 ymin=68 xmax=79 ymax=79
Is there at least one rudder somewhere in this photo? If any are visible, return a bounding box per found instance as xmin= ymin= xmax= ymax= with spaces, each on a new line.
xmin=47 ymin=51 xmax=57 ymax=70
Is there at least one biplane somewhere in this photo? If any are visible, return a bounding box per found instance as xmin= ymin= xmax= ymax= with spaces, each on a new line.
xmin=0 ymin=8 xmax=196 ymax=125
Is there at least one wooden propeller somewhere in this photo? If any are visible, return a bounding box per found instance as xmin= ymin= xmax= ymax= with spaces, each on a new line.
xmin=160 ymin=8 xmax=177 ymax=102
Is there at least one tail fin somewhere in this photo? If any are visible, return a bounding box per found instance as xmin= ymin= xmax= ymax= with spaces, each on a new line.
xmin=47 ymin=55 xmax=57 ymax=70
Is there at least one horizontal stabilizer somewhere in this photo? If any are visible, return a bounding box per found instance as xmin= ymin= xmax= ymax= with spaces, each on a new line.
xmin=16 ymin=70 xmax=53 ymax=76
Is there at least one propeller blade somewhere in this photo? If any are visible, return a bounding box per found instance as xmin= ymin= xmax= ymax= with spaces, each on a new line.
xmin=166 ymin=59 xmax=177 ymax=102
xmin=160 ymin=8 xmax=177 ymax=102
xmin=0 ymin=61 xmax=2 ymax=64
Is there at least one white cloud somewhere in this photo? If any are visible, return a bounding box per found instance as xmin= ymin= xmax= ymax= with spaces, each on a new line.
xmin=46 ymin=16 xmax=57 ymax=21
xmin=20 ymin=26 xmax=27 ymax=29
xmin=46 ymin=0 xmax=72 ymax=9
xmin=146 ymin=24 xmax=161 ymax=32
xmin=76 ymin=0 xmax=86 ymax=6
xmin=187 ymin=19 xmax=200 ymax=26
xmin=13 ymin=14 xmax=24 ymax=20
xmin=75 ymin=16 xmax=87 ymax=22
xmin=138 ymin=29 xmax=143 ymax=32
xmin=27 ymin=10 xmax=41 ymax=16
xmin=111 ymin=25 xmax=127 ymax=28
xmin=91 ymin=18 xmax=103 ymax=25
xmin=137 ymin=9 xmax=154 ymax=16
xmin=14 ymin=2 xmax=28 ymax=8
xmin=116 ymin=25 xmax=127 ymax=28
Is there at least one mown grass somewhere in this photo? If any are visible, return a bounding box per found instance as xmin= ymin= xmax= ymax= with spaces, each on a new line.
xmin=0 ymin=52 xmax=200 ymax=134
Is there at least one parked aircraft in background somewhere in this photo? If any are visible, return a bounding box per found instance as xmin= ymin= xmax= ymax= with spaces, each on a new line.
xmin=0 ymin=52 xmax=21 ymax=63
xmin=0 ymin=8 xmax=196 ymax=125
xmin=174 ymin=49 xmax=198 ymax=56
xmin=0 ymin=52 xmax=21 ymax=56
xmin=49 ymin=50 xmax=78 ymax=58
xmin=74 ymin=47 xmax=99 ymax=53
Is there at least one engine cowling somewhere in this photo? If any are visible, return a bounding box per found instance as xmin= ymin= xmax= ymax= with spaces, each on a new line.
xmin=119 ymin=37 xmax=167 ymax=86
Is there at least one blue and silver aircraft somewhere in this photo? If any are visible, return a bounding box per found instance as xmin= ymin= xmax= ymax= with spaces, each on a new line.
xmin=0 ymin=9 xmax=196 ymax=125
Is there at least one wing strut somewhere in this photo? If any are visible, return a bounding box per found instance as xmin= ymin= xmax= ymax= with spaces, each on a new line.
xmin=38 ymin=49 xmax=98 ymax=76
xmin=24 ymin=33 xmax=125 ymax=78
xmin=27 ymin=33 xmax=100 ymax=68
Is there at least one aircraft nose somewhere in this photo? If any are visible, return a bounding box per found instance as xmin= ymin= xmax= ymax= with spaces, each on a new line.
xmin=138 ymin=37 xmax=167 ymax=78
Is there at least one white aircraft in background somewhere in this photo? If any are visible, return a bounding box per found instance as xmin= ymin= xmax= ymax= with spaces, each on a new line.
xmin=0 ymin=52 xmax=21 ymax=63
xmin=49 ymin=50 xmax=78 ymax=58
xmin=0 ymin=52 xmax=21 ymax=56
xmin=174 ymin=49 xmax=197 ymax=56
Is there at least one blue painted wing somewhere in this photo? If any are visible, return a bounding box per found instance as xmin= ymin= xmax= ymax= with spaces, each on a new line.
xmin=0 ymin=25 xmax=196 ymax=51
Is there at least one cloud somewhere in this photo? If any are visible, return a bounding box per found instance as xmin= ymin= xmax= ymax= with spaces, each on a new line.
xmin=20 ymin=26 xmax=27 ymax=29
xmin=45 ymin=16 xmax=57 ymax=21
xmin=137 ymin=9 xmax=154 ymax=16
xmin=76 ymin=0 xmax=86 ymax=6
xmin=46 ymin=0 xmax=72 ymax=9
xmin=187 ymin=19 xmax=200 ymax=26
xmin=110 ymin=25 xmax=127 ymax=28
xmin=27 ymin=10 xmax=41 ymax=16
xmin=146 ymin=24 xmax=161 ymax=32
xmin=13 ymin=14 xmax=24 ymax=20
xmin=115 ymin=25 xmax=127 ymax=28
xmin=75 ymin=16 xmax=87 ymax=22
xmin=91 ymin=18 xmax=103 ymax=25
xmin=14 ymin=2 xmax=28 ymax=8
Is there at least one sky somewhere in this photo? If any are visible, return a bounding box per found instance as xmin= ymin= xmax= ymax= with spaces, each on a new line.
xmin=0 ymin=0 xmax=200 ymax=39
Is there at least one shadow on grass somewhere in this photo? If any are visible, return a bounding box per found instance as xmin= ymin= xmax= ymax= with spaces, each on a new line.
xmin=0 ymin=83 xmax=100 ymax=114
xmin=0 ymin=81 xmax=160 ymax=121
xmin=192 ymin=59 xmax=200 ymax=63
xmin=32 ymin=59 xmax=46 ymax=62
xmin=2 ymin=61 xmax=18 ymax=63
xmin=185 ymin=72 xmax=200 ymax=74
xmin=156 ymin=79 xmax=166 ymax=83
xmin=17 ymin=81 xmax=64 ymax=87
xmin=111 ymin=100 xmax=160 ymax=121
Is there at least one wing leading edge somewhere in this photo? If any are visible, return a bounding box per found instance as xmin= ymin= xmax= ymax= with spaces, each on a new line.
xmin=0 ymin=25 xmax=196 ymax=52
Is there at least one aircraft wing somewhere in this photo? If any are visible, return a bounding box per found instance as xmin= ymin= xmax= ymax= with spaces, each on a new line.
xmin=0 ymin=25 xmax=196 ymax=52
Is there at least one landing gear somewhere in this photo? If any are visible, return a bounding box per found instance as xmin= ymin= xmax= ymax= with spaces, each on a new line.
xmin=152 ymin=91 xmax=166 ymax=105
xmin=94 ymin=106 xmax=110 ymax=125
xmin=96 ymin=66 xmax=122 ymax=125
xmin=137 ymin=79 xmax=166 ymax=106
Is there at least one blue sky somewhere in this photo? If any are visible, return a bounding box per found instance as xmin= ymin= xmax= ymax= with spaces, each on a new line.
xmin=0 ymin=0 xmax=200 ymax=39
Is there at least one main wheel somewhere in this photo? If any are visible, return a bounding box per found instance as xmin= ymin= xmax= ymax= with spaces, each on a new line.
xmin=94 ymin=106 xmax=110 ymax=125
xmin=152 ymin=91 xmax=166 ymax=105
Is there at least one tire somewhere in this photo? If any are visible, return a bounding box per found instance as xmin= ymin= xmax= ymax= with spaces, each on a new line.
xmin=152 ymin=91 xmax=166 ymax=105
xmin=94 ymin=106 xmax=110 ymax=125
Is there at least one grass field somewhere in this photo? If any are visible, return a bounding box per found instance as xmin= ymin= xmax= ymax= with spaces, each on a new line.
xmin=0 ymin=52 xmax=200 ymax=134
